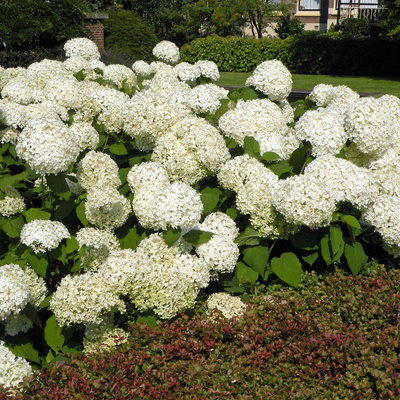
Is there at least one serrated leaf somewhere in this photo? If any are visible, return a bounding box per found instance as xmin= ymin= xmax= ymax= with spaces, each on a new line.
xmin=163 ymin=227 xmax=181 ymax=247
xmin=0 ymin=170 xmax=29 ymax=189
xmin=271 ymin=252 xmax=303 ymax=287
xmin=53 ymin=200 xmax=75 ymax=220
xmin=75 ymin=200 xmax=88 ymax=226
xmin=341 ymin=214 xmax=361 ymax=229
xmin=235 ymin=226 xmax=262 ymax=246
xmin=25 ymin=208 xmax=51 ymax=222
xmin=25 ymin=253 xmax=48 ymax=277
xmin=200 ymin=187 xmax=221 ymax=215
xmin=120 ymin=226 xmax=145 ymax=250
xmin=225 ymin=206 xmax=238 ymax=221
xmin=1 ymin=214 xmax=24 ymax=238
xmin=244 ymin=136 xmax=260 ymax=158
xmin=243 ymin=246 xmax=270 ymax=278
xmin=183 ymin=229 xmax=213 ymax=245
xmin=291 ymin=230 xmax=319 ymax=251
xmin=44 ymin=315 xmax=65 ymax=352
xmin=289 ymin=142 xmax=312 ymax=174
xmin=236 ymin=261 xmax=259 ymax=285
xmin=119 ymin=167 xmax=131 ymax=184
xmin=65 ymin=237 xmax=79 ymax=254
xmin=240 ymin=87 xmax=258 ymax=101
xmin=6 ymin=335 xmax=40 ymax=363
xmin=345 ymin=241 xmax=368 ymax=275
xmin=39 ymin=294 xmax=52 ymax=310
xmin=267 ymin=160 xmax=292 ymax=178
xmin=110 ymin=143 xmax=128 ymax=155
xmin=46 ymin=174 xmax=70 ymax=194
xmin=261 ymin=151 xmax=281 ymax=163
xmin=320 ymin=235 xmax=332 ymax=266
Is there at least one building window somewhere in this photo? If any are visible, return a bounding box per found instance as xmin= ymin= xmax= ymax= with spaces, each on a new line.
xmin=299 ymin=0 xmax=321 ymax=10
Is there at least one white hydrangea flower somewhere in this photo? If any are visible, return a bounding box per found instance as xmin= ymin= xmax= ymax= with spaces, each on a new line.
xmin=127 ymin=161 xmax=170 ymax=195
xmin=0 ymin=341 xmax=32 ymax=389
xmin=0 ymin=186 xmax=25 ymax=217
xmin=295 ymin=108 xmax=348 ymax=157
xmin=64 ymin=37 xmax=100 ymax=61
xmin=23 ymin=265 xmax=47 ymax=308
xmin=69 ymin=122 xmax=99 ymax=151
xmin=185 ymin=83 xmax=228 ymax=114
xmin=44 ymin=78 xmax=85 ymax=111
xmin=345 ymin=97 xmax=396 ymax=157
xmin=272 ymin=174 xmax=337 ymax=229
xmin=26 ymin=59 xmax=70 ymax=88
xmin=218 ymin=99 xmax=288 ymax=158
xmin=15 ymin=117 xmax=80 ymax=175
xmin=0 ymin=99 xmax=27 ymax=129
xmin=200 ymin=212 xmax=239 ymax=241
xmin=195 ymin=60 xmax=220 ymax=81
xmin=377 ymin=94 xmax=400 ymax=119
xmin=103 ymin=64 xmax=137 ymax=90
xmin=0 ymin=264 xmax=30 ymax=320
xmin=324 ymin=85 xmax=360 ymax=113
xmin=50 ymin=271 xmax=126 ymax=326
xmin=3 ymin=313 xmax=33 ymax=336
xmin=152 ymin=182 xmax=203 ymax=230
xmin=131 ymin=190 xmax=164 ymax=230
xmin=132 ymin=60 xmax=153 ymax=77
xmin=280 ymin=99 xmax=294 ymax=124
xmin=83 ymin=315 xmax=128 ymax=354
xmin=174 ymin=62 xmax=201 ymax=82
xmin=77 ymin=150 xmax=121 ymax=191
xmin=128 ymin=234 xmax=209 ymax=319
xmin=85 ymin=186 xmax=131 ymax=230
xmin=0 ymin=127 xmax=20 ymax=145
xmin=1 ymin=74 xmax=45 ymax=105
xmin=309 ymin=83 xmax=334 ymax=106
xmin=152 ymin=41 xmax=180 ymax=65
xmin=0 ymin=65 xmax=10 ymax=90
xmin=245 ymin=59 xmax=292 ymax=101
xmin=63 ymin=56 xmax=93 ymax=77
xmin=24 ymin=101 xmax=60 ymax=122
xmin=207 ymin=292 xmax=246 ymax=319
xmin=20 ymin=220 xmax=70 ymax=253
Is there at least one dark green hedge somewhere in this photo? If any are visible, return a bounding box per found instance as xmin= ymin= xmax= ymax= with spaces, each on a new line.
xmin=180 ymin=33 xmax=400 ymax=76
xmin=0 ymin=47 xmax=65 ymax=68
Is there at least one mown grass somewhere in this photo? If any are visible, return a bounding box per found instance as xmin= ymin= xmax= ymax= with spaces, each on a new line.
xmin=218 ymin=72 xmax=400 ymax=97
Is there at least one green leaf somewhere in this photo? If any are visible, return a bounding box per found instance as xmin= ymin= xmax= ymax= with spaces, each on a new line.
xmin=267 ymin=160 xmax=292 ymax=178
xmin=6 ymin=335 xmax=40 ymax=364
xmin=46 ymin=174 xmax=70 ymax=194
xmin=240 ymin=87 xmax=258 ymax=101
xmin=200 ymin=187 xmax=221 ymax=215
xmin=291 ymin=230 xmax=319 ymax=251
xmin=73 ymin=70 xmax=85 ymax=81
xmin=25 ymin=208 xmax=51 ymax=222
xmin=236 ymin=261 xmax=259 ymax=285
xmin=110 ymin=143 xmax=128 ymax=155
xmin=25 ymin=253 xmax=48 ymax=277
xmin=21 ymin=303 xmax=42 ymax=327
xmin=345 ymin=242 xmax=368 ymax=275
xmin=235 ymin=226 xmax=262 ymax=246
xmin=1 ymin=214 xmax=24 ymax=238
xmin=0 ymin=170 xmax=29 ymax=189
xmin=183 ymin=229 xmax=213 ymax=245
xmin=136 ymin=314 xmax=158 ymax=329
xmin=120 ymin=226 xmax=145 ymax=250
xmin=223 ymin=274 xmax=245 ymax=294
xmin=225 ymin=206 xmax=238 ymax=221
xmin=271 ymin=252 xmax=304 ymax=287
xmin=53 ymin=200 xmax=75 ymax=220
xmin=289 ymin=142 xmax=312 ymax=174
xmin=243 ymin=246 xmax=270 ymax=279
xmin=243 ymin=136 xmax=260 ymax=158
xmin=302 ymin=252 xmax=319 ymax=266
xmin=320 ymin=235 xmax=332 ymax=266
xmin=44 ymin=315 xmax=65 ymax=352
xmin=163 ymin=227 xmax=181 ymax=247
xmin=65 ymin=237 xmax=79 ymax=254
xmin=341 ymin=214 xmax=361 ymax=230
xmin=119 ymin=167 xmax=131 ymax=184
xmin=261 ymin=151 xmax=281 ymax=163
xmin=75 ymin=200 xmax=88 ymax=226
xmin=330 ymin=225 xmax=345 ymax=262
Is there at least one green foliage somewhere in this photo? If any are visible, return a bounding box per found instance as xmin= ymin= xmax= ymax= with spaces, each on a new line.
xmin=379 ymin=0 xmax=400 ymax=39
xmin=0 ymin=47 xmax=65 ymax=69
xmin=0 ymin=0 xmax=87 ymax=50
xmin=104 ymin=8 xmax=158 ymax=62
xmin=274 ymin=14 xmax=305 ymax=39
xmin=180 ymin=34 xmax=400 ymax=76
xmin=337 ymin=18 xmax=373 ymax=38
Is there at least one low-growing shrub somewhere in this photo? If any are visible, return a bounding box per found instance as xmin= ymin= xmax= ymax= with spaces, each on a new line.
xmin=0 ymin=47 xmax=65 ymax=68
xmin=3 ymin=265 xmax=399 ymax=399
xmin=180 ymin=34 xmax=400 ymax=76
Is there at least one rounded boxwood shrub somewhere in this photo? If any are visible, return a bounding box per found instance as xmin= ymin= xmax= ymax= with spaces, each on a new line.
xmin=104 ymin=9 xmax=158 ymax=62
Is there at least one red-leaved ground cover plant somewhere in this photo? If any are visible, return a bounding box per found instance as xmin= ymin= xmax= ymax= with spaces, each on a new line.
xmin=2 ymin=264 xmax=399 ymax=400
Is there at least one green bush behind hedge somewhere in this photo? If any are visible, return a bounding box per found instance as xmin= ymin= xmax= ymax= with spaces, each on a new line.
xmin=180 ymin=33 xmax=400 ymax=76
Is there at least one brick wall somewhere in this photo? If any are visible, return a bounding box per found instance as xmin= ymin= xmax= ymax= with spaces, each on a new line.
xmin=83 ymin=13 xmax=108 ymax=51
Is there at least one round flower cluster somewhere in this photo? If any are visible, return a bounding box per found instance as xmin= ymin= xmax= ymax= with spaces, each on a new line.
xmin=0 ymin=99 xmax=27 ymax=129
xmin=218 ymin=99 xmax=289 ymax=157
xmin=3 ymin=313 xmax=33 ymax=337
xmin=152 ymin=41 xmax=180 ymax=65
xmin=207 ymin=292 xmax=247 ymax=319
xmin=294 ymin=108 xmax=348 ymax=157
xmin=1 ymin=74 xmax=45 ymax=105
xmin=64 ymin=37 xmax=100 ymax=61
xmin=20 ymin=220 xmax=70 ymax=253
xmin=0 ymin=341 xmax=32 ymax=389
xmin=132 ymin=60 xmax=153 ymax=77
xmin=245 ymin=59 xmax=292 ymax=101
xmin=69 ymin=122 xmax=99 ymax=151
xmin=185 ymin=83 xmax=228 ymax=114
xmin=103 ymin=64 xmax=137 ymax=90
xmin=195 ymin=60 xmax=220 ymax=81
xmin=16 ymin=116 xmax=80 ymax=175
xmin=174 ymin=62 xmax=201 ymax=82
xmin=0 ymin=186 xmax=25 ymax=217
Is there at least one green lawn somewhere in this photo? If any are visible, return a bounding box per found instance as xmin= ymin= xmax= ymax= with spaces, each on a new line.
xmin=218 ymin=72 xmax=400 ymax=97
